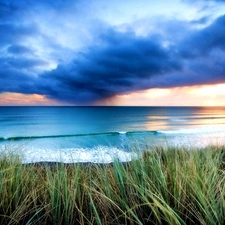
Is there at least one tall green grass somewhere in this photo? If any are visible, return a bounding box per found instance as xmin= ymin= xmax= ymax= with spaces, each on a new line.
xmin=0 ymin=145 xmax=225 ymax=224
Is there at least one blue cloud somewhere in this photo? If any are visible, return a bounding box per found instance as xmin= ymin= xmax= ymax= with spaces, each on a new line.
xmin=35 ymin=15 xmax=225 ymax=104
xmin=179 ymin=15 xmax=225 ymax=57
xmin=0 ymin=67 xmax=36 ymax=94
xmin=0 ymin=23 xmax=38 ymax=48
xmin=0 ymin=0 xmax=225 ymax=104
xmin=190 ymin=16 xmax=210 ymax=25
xmin=7 ymin=45 xmax=33 ymax=55
xmin=35 ymin=30 xmax=181 ymax=103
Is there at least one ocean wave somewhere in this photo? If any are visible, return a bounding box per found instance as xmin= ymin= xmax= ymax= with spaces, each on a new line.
xmin=0 ymin=132 xmax=119 ymax=141
xmin=0 ymin=130 xmax=159 ymax=142
xmin=1 ymin=127 xmax=224 ymax=143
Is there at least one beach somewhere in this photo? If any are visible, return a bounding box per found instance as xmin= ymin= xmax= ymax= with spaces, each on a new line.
xmin=1 ymin=106 xmax=225 ymax=224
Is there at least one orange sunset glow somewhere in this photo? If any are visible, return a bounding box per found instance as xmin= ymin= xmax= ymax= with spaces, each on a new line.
xmin=1 ymin=83 xmax=225 ymax=106
xmin=97 ymin=83 xmax=225 ymax=106
xmin=0 ymin=93 xmax=61 ymax=106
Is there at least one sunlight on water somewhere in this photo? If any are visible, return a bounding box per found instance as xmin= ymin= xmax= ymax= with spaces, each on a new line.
xmin=0 ymin=106 xmax=225 ymax=163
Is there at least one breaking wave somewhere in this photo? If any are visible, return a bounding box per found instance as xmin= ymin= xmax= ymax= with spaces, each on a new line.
xmin=0 ymin=130 xmax=159 ymax=142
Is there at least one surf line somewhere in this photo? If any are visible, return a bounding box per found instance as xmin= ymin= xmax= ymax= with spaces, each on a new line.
xmin=1 ymin=130 xmax=159 ymax=141
xmin=1 ymin=132 xmax=122 ymax=141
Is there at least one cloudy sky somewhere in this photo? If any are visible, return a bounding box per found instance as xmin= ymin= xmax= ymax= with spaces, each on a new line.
xmin=1 ymin=0 xmax=225 ymax=106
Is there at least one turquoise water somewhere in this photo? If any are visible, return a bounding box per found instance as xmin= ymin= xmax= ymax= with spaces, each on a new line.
xmin=0 ymin=106 xmax=225 ymax=163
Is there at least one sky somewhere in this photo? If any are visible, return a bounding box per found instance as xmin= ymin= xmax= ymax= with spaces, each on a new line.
xmin=0 ymin=0 xmax=225 ymax=106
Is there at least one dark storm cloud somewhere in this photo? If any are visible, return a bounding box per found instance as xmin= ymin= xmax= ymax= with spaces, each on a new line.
xmin=2 ymin=14 xmax=225 ymax=104
xmin=7 ymin=45 xmax=33 ymax=55
xmin=0 ymin=1 xmax=20 ymax=21
xmin=0 ymin=55 xmax=47 ymax=96
xmin=0 ymin=67 xmax=36 ymax=94
xmin=0 ymin=0 xmax=72 ymax=46
xmin=190 ymin=16 xmax=210 ymax=25
xmin=5 ymin=57 xmax=47 ymax=69
xmin=35 ymin=30 xmax=181 ymax=103
xmin=164 ymin=15 xmax=225 ymax=89
xmin=0 ymin=0 xmax=78 ymax=15
xmin=0 ymin=1 xmax=49 ymax=90
xmin=179 ymin=15 xmax=225 ymax=57
xmin=0 ymin=23 xmax=38 ymax=47
xmin=35 ymin=15 xmax=225 ymax=104
xmin=0 ymin=1 xmax=41 ymax=37
xmin=0 ymin=0 xmax=69 ymax=98
xmin=1 ymin=0 xmax=225 ymax=104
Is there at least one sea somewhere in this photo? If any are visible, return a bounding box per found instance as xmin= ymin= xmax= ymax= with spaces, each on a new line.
xmin=0 ymin=106 xmax=225 ymax=164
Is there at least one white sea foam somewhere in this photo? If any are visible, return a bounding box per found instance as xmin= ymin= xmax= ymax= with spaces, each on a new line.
xmin=119 ymin=131 xmax=127 ymax=134
xmin=161 ymin=131 xmax=225 ymax=149
xmin=19 ymin=146 xmax=139 ymax=164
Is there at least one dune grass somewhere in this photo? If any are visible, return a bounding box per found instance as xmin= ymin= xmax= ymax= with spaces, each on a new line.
xmin=0 ymin=145 xmax=225 ymax=224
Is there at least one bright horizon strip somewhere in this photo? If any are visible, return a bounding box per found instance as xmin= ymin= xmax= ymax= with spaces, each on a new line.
xmin=98 ymin=83 xmax=225 ymax=106
xmin=0 ymin=93 xmax=62 ymax=106
xmin=1 ymin=83 xmax=225 ymax=106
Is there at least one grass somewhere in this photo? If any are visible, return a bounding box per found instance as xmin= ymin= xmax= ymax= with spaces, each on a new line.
xmin=0 ymin=145 xmax=225 ymax=224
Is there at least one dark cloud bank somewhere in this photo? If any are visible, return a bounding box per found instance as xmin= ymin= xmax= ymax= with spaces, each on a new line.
xmin=0 ymin=0 xmax=225 ymax=104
